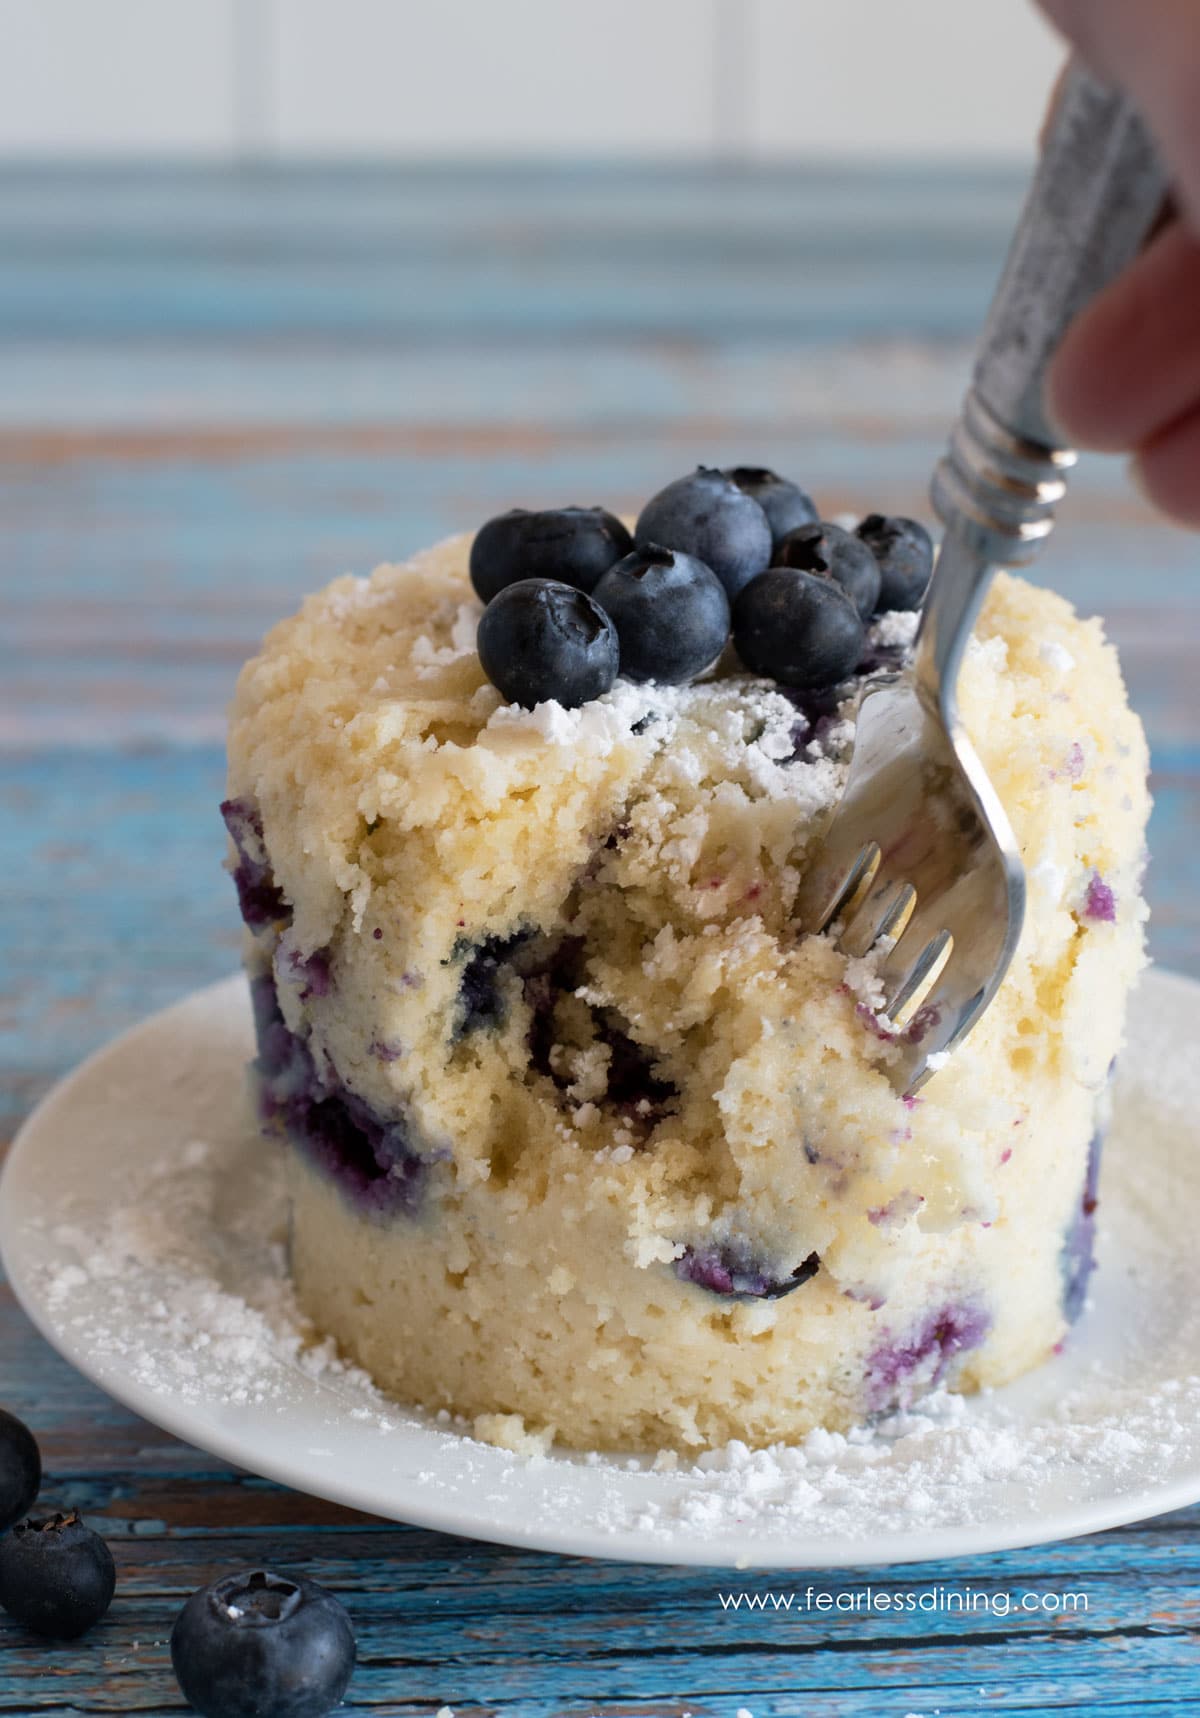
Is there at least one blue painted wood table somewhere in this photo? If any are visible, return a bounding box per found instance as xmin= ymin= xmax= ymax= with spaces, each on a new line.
xmin=1 ymin=165 xmax=1198 ymax=1716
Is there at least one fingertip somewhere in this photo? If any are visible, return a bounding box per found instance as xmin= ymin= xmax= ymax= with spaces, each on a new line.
xmin=1046 ymin=326 xmax=1131 ymax=453
xmin=1133 ymin=412 xmax=1200 ymax=527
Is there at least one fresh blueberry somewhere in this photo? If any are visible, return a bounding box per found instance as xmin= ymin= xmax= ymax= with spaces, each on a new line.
xmin=469 ymin=507 xmax=633 ymax=603
xmin=636 ymin=467 xmax=772 ymax=601
xmin=724 ymin=465 xmax=818 ymax=545
xmin=0 ymin=1511 xmax=115 ymax=1639
xmin=592 ymin=545 xmax=730 ymax=684
xmin=733 ymin=567 xmax=865 ymax=689
xmin=775 ymin=521 xmax=881 ymax=621
xmin=171 ymin=1569 xmax=356 ymax=1718
xmin=856 ymin=514 xmax=934 ymax=612
xmin=477 ymin=578 xmax=619 ymax=709
xmin=0 ymin=1408 xmax=40 ymax=1534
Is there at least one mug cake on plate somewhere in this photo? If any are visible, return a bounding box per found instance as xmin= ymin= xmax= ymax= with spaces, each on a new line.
xmin=223 ymin=466 xmax=1148 ymax=1454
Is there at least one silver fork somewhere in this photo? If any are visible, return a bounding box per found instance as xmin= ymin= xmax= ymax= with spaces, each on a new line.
xmin=797 ymin=62 xmax=1167 ymax=1093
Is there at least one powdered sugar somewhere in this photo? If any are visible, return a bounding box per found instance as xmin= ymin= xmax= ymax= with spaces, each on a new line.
xmin=10 ymin=969 xmax=1200 ymax=1562
xmin=870 ymin=609 xmax=921 ymax=650
xmin=590 ymin=1368 xmax=1200 ymax=1543
xmin=34 ymin=1134 xmax=403 ymax=1429
xmin=21 ymin=1061 xmax=1200 ymax=1548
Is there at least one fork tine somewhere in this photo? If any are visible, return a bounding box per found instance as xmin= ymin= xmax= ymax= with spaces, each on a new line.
xmin=811 ymin=841 xmax=881 ymax=937
xmin=885 ymin=928 xmax=954 ymax=1027
xmin=839 ymin=880 xmax=917 ymax=960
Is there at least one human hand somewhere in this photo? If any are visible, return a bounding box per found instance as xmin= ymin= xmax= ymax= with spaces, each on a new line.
xmin=1037 ymin=0 xmax=1200 ymax=525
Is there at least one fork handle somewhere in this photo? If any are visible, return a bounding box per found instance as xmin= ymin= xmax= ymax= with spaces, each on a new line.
xmin=972 ymin=59 xmax=1167 ymax=453
xmin=921 ymin=60 xmax=1167 ymax=709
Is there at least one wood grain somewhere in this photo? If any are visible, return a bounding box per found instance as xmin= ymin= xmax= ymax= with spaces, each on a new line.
xmin=1 ymin=164 xmax=1198 ymax=1715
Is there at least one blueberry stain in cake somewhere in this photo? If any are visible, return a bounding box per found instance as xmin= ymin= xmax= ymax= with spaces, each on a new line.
xmin=449 ymin=929 xmax=532 ymax=1038
xmin=1061 ymin=1127 xmax=1103 ymax=1321
xmin=592 ymin=544 xmax=730 ymax=685
xmin=251 ymin=973 xmax=434 ymax=1219
xmin=220 ymin=799 xmax=289 ymax=930
xmin=636 ymin=467 xmax=772 ymax=602
xmin=865 ymin=1301 xmax=991 ymax=1409
xmin=477 ymin=578 xmax=618 ymax=709
xmin=469 ymin=506 xmax=633 ymax=603
xmin=284 ymin=946 xmax=332 ymax=1001
xmin=723 ymin=465 xmax=818 ymax=546
xmin=1084 ymin=872 xmax=1117 ymax=923
xmin=595 ymin=1013 xmax=678 ymax=1127
xmin=520 ymin=934 xmax=679 ymax=1133
xmin=676 ymin=1242 xmax=821 ymax=1300
xmin=775 ymin=521 xmax=881 ymax=621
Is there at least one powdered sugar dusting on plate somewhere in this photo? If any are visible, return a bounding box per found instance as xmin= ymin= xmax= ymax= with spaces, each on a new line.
xmin=20 ymin=1072 xmax=1200 ymax=1546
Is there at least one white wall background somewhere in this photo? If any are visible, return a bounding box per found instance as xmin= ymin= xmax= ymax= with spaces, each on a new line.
xmin=0 ymin=0 xmax=1066 ymax=160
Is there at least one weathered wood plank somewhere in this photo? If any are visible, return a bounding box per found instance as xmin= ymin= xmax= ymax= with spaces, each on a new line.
xmin=1 ymin=163 xmax=1198 ymax=1715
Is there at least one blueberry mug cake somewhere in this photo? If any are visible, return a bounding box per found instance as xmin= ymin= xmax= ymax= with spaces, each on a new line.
xmin=223 ymin=465 xmax=1148 ymax=1454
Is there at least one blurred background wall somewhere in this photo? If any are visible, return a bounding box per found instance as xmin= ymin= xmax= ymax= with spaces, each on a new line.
xmin=0 ymin=0 xmax=1064 ymax=162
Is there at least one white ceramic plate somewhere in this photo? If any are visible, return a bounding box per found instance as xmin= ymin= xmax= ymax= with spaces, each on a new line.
xmin=3 ymin=969 xmax=1199 ymax=1569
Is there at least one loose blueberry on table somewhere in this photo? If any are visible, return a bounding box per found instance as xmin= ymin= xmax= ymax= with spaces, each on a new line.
xmin=477 ymin=578 xmax=619 ymax=709
xmin=775 ymin=520 xmax=882 ymax=621
xmin=469 ymin=505 xmax=633 ymax=602
xmin=592 ymin=544 xmax=730 ymax=684
xmin=855 ymin=513 xmax=934 ymax=611
xmin=171 ymin=1568 xmax=356 ymax=1718
xmin=0 ymin=1406 xmax=40 ymax=1533
xmin=0 ymin=1511 xmax=116 ymax=1639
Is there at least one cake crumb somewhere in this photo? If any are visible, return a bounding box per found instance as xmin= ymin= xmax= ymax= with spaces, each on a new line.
xmin=472 ymin=1412 xmax=555 ymax=1458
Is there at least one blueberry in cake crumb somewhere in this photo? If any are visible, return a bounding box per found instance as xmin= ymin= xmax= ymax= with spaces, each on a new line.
xmin=0 ymin=1408 xmax=40 ymax=1533
xmin=220 ymin=798 xmax=289 ymax=929
xmin=733 ymin=566 xmax=865 ymax=688
xmin=676 ymin=1243 xmax=820 ymax=1300
xmin=636 ymin=467 xmax=772 ymax=601
xmin=723 ymin=465 xmax=818 ymax=545
xmin=1061 ymin=1127 xmax=1104 ymax=1321
xmin=451 ymin=929 xmax=531 ymax=1037
xmin=469 ymin=506 xmax=633 ymax=603
xmin=252 ymin=975 xmax=431 ymax=1220
xmin=595 ymin=1012 xmax=678 ymax=1127
xmin=0 ymin=1511 xmax=116 ymax=1639
xmin=171 ymin=1569 xmax=355 ymax=1718
xmin=775 ymin=520 xmax=882 ymax=621
xmin=477 ymin=578 xmax=618 ymax=709
xmin=1084 ymin=872 xmax=1117 ymax=923
xmin=592 ymin=545 xmax=730 ymax=684
xmin=520 ymin=934 xmax=679 ymax=1132
xmin=285 ymin=946 xmax=332 ymax=1001
xmin=855 ymin=513 xmax=934 ymax=612
xmin=865 ymin=1302 xmax=991 ymax=1410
